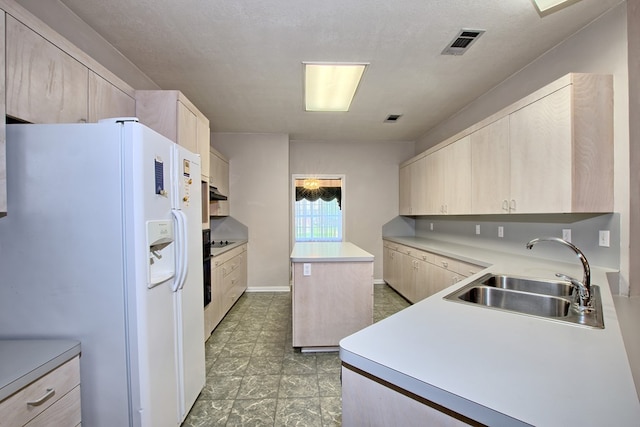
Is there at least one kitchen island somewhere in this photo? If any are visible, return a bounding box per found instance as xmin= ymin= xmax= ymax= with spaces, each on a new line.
xmin=340 ymin=237 xmax=640 ymax=426
xmin=290 ymin=242 xmax=374 ymax=351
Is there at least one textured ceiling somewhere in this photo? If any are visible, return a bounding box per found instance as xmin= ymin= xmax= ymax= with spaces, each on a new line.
xmin=59 ymin=0 xmax=622 ymax=142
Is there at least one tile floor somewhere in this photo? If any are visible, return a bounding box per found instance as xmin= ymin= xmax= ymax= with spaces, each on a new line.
xmin=183 ymin=283 xmax=410 ymax=427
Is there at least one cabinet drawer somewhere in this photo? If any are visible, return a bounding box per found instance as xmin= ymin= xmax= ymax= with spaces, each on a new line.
xmin=0 ymin=356 xmax=80 ymax=427
xmin=433 ymin=254 xmax=456 ymax=271
xmin=25 ymin=386 xmax=81 ymax=427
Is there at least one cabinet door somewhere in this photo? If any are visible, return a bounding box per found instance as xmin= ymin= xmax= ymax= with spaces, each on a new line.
xmin=399 ymin=164 xmax=411 ymax=215
xmin=424 ymin=152 xmax=442 ymax=214
xmin=410 ymin=156 xmax=428 ymax=215
xmin=441 ymin=136 xmax=471 ymax=214
xmin=471 ymin=117 xmax=510 ymax=214
xmin=177 ymin=101 xmax=198 ymax=154
xmin=88 ymin=71 xmax=135 ymax=122
xmin=197 ymin=116 xmax=210 ymax=181
xmin=6 ymin=15 xmax=88 ymax=124
xmin=412 ymin=258 xmax=430 ymax=303
xmin=509 ymin=87 xmax=572 ymax=213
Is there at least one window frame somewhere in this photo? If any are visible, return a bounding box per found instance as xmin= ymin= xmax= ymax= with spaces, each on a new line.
xmin=291 ymin=174 xmax=346 ymax=245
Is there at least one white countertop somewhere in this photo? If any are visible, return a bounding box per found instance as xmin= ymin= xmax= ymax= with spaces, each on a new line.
xmin=290 ymin=242 xmax=374 ymax=262
xmin=0 ymin=340 xmax=81 ymax=401
xmin=340 ymin=237 xmax=640 ymax=426
xmin=210 ymin=239 xmax=247 ymax=257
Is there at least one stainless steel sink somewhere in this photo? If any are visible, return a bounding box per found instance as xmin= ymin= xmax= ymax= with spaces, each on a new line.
xmin=444 ymin=273 xmax=604 ymax=328
xmin=457 ymin=286 xmax=571 ymax=317
xmin=479 ymin=274 xmax=574 ymax=297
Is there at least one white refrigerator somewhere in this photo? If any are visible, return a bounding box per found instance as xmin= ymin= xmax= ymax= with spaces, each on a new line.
xmin=0 ymin=119 xmax=205 ymax=426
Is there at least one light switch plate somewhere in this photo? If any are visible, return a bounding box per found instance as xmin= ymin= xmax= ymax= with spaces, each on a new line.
xmin=562 ymin=229 xmax=571 ymax=243
xmin=475 ymin=224 xmax=480 ymax=235
xmin=498 ymin=226 xmax=504 ymax=238
xmin=303 ymin=263 xmax=311 ymax=276
xmin=599 ymin=230 xmax=610 ymax=247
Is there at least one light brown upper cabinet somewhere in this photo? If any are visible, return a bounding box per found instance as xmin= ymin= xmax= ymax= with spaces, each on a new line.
xmin=508 ymin=75 xmax=613 ymax=213
xmin=6 ymin=15 xmax=88 ymax=124
xmin=399 ymin=155 xmax=427 ymax=215
xmin=403 ymin=73 xmax=613 ymax=216
xmin=470 ymin=117 xmax=510 ymax=214
xmin=136 ymin=90 xmax=211 ymax=181
xmin=88 ymin=72 xmax=135 ymax=123
xmin=423 ymin=136 xmax=471 ymax=215
xmin=197 ymin=116 xmax=210 ymax=182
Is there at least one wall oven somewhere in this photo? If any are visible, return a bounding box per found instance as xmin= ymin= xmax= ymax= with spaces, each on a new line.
xmin=202 ymin=229 xmax=211 ymax=307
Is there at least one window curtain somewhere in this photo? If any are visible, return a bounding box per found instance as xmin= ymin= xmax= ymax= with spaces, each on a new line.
xmin=295 ymin=186 xmax=341 ymax=209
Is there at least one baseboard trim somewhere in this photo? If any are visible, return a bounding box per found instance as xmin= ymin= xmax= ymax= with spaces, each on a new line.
xmin=246 ymin=286 xmax=291 ymax=293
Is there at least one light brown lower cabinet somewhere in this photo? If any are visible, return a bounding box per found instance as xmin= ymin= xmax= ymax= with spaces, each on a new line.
xmin=341 ymin=365 xmax=475 ymax=427
xmin=204 ymin=244 xmax=247 ymax=339
xmin=0 ymin=356 xmax=81 ymax=427
xmin=383 ymin=241 xmax=483 ymax=303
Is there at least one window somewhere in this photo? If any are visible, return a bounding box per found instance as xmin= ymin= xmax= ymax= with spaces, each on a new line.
xmin=293 ymin=176 xmax=344 ymax=242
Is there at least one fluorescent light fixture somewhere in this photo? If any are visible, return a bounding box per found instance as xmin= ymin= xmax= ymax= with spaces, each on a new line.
xmin=532 ymin=0 xmax=582 ymax=15
xmin=304 ymin=62 xmax=368 ymax=112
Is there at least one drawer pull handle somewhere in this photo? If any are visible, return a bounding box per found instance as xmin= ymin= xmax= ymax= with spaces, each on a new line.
xmin=442 ymin=261 xmax=448 ymax=268
xmin=28 ymin=388 xmax=55 ymax=406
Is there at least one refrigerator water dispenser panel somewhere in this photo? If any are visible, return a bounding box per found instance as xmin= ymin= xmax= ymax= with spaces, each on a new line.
xmin=147 ymin=219 xmax=175 ymax=288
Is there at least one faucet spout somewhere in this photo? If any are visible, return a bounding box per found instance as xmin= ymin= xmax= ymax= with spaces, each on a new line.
xmin=526 ymin=237 xmax=591 ymax=308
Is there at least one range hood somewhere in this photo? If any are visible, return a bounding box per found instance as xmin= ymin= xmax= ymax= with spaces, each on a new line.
xmin=209 ymin=186 xmax=228 ymax=201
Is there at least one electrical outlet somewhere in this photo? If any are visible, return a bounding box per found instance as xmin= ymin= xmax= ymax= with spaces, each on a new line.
xmin=498 ymin=226 xmax=504 ymax=238
xmin=303 ymin=263 xmax=311 ymax=276
xmin=430 ymin=223 xmax=434 ymax=231
xmin=475 ymin=224 xmax=480 ymax=235
xmin=562 ymin=229 xmax=571 ymax=243
xmin=599 ymin=230 xmax=610 ymax=247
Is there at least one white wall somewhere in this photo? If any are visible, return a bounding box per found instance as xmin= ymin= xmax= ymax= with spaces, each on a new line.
xmin=211 ymin=133 xmax=290 ymax=290
xmin=415 ymin=4 xmax=631 ymax=294
xmin=290 ymin=140 xmax=414 ymax=281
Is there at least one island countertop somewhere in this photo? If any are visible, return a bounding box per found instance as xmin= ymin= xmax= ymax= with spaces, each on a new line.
xmin=290 ymin=242 xmax=374 ymax=263
xmin=340 ymin=237 xmax=640 ymax=426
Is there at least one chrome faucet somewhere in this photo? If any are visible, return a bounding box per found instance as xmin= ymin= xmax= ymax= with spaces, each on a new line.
xmin=525 ymin=237 xmax=592 ymax=309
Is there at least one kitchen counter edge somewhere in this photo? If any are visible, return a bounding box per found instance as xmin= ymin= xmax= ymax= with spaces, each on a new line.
xmin=339 ymin=236 xmax=640 ymax=426
xmin=0 ymin=339 xmax=81 ymax=401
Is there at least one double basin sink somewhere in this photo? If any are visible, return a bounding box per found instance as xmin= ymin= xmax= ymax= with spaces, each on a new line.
xmin=444 ymin=273 xmax=604 ymax=328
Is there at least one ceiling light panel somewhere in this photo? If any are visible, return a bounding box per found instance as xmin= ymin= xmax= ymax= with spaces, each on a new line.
xmin=304 ymin=63 xmax=368 ymax=112
xmin=532 ymin=0 xmax=582 ymax=15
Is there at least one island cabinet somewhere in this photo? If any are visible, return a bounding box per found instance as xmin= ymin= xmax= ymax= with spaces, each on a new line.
xmin=205 ymin=243 xmax=247 ymax=337
xmin=290 ymin=242 xmax=374 ymax=350
xmin=0 ymin=340 xmax=81 ymax=427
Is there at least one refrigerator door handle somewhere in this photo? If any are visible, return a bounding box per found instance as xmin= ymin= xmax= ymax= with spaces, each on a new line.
xmin=171 ymin=209 xmax=188 ymax=292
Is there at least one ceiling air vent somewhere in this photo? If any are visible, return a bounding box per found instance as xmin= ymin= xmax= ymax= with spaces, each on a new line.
xmin=384 ymin=114 xmax=402 ymax=123
xmin=441 ymin=29 xmax=485 ymax=56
